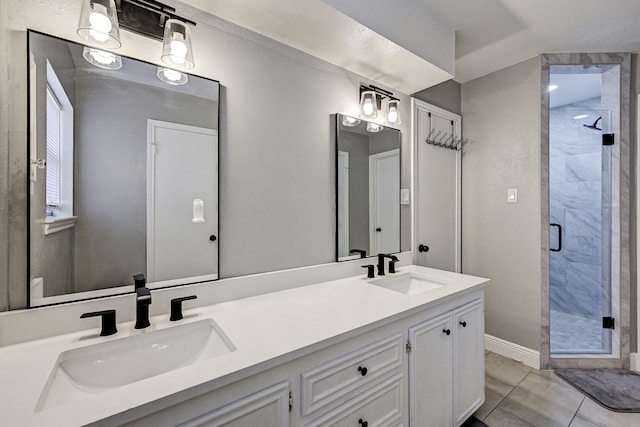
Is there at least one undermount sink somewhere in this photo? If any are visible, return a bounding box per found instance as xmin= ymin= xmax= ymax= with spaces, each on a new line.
xmin=36 ymin=318 xmax=235 ymax=411
xmin=369 ymin=272 xmax=446 ymax=295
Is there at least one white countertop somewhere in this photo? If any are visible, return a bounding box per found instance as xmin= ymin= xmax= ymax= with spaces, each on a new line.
xmin=0 ymin=265 xmax=488 ymax=426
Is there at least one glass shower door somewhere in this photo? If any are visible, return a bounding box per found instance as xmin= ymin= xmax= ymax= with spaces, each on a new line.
xmin=549 ymin=108 xmax=613 ymax=355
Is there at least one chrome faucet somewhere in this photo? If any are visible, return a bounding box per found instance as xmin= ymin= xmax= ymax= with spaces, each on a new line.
xmin=133 ymin=273 xmax=152 ymax=329
xmin=377 ymin=254 xmax=399 ymax=276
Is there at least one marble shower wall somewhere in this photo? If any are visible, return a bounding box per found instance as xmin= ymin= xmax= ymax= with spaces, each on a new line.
xmin=549 ymin=97 xmax=611 ymax=320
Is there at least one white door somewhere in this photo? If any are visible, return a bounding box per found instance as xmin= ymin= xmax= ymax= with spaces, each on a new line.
xmin=147 ymin=120 xmax=218 ymax=283
xmin=369 ymin=149 xmax=400 ymax=255
xmin=408 ymin=313 xmax=454 ymax=427
xmin=413 ymin=99 xmax=461 ymax=272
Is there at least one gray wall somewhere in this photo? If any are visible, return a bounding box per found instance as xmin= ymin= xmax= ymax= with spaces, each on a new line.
xmin=413 ymin=79 xmax=462 ymax=116
xmin=0 ymin=0 xmax=413 ymax=309
xmin=73 ymin=74 xmax=217 ymax=292
xmin=461 ymin=57 xmax=542 ymax=351
xmin=29 ymin=33 xmax=77 ymax=297
xmin=339 ymin=131 xmax=370 ymax=253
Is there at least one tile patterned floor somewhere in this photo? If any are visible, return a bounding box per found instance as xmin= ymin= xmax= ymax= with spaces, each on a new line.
xmin=475 ymin=352 xmax=640 ymax=427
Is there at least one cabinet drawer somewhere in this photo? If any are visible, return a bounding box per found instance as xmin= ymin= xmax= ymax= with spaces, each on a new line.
xmin=301 ymin=333 xmax=403 ymax=416
xmin=304 ymin=373 xmax=403 ymax=427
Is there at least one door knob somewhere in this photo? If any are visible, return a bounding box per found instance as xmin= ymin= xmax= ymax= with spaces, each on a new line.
xmin=209 ymin=235 xmax=217 ymax=242
xmin=418 ymin=244 xmax=429 ymax=253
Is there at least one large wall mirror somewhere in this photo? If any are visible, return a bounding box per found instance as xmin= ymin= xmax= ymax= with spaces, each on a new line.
xmin=28 ymin=31 xmax=220 ymax=307
xmin=336 ymin=114 xmax=401 ymax=261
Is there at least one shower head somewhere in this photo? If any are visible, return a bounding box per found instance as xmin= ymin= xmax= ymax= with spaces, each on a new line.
xmin=583 ymin=116 xmax=602 ymax=131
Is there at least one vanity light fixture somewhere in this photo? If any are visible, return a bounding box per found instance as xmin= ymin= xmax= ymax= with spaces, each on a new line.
xmin=359 ymin=85 xmax=401 ymax=125
xmin=366 ymin=122 xmax=384 ymax=133
xmin=77 ymin=0 xmax=197 ymax=79
xmin=77 ymin=0 xmax=121 ymax=48
xmin=157 ymin=67 xmax=188 ymax=85
xmin=82 ymin=47 xmax=123 ymax=70
xmin=342 ymin=115 xmax=361 ymax=127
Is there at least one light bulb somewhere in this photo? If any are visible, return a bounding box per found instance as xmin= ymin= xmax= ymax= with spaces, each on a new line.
xmin=163 ymin=69 xmax=183 ymax=82
xmin=157 ymin=67 xmax=188 ymax=85
xmin=342 ymin=116 xmax=361 ymax=127
xmin=89 ymin=3 xmax=112 ymax=34
xmin=169 ymin=35 xmax=188 ymax=65
xmin=388 ymin=108 xmax=398 ymax=124
xmin=363 ymin=99 xmax=374 ymax=116
xmin=366 ymin=122 xmax=384 ymax=133
xmin=89 ymin=49 xmax=116 ymax=65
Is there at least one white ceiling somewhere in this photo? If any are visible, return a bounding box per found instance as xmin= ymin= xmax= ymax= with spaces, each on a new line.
xmin=178 ymin=0 xmax=640 ymax=91
xmin=422 ymin=0 xmax=640 ymax=83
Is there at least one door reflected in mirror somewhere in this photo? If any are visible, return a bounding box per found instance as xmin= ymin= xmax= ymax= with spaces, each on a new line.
xmin=336 ymin=114 xmax=401 ymax=261
xmin=28 ymin=31 xmax=220 ymax=307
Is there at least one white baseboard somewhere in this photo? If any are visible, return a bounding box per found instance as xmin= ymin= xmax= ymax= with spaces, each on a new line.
xmin=485 ymin=334 xmax=540 ymax=370
xmin=631 ymin=353 xmax=639 ymax=372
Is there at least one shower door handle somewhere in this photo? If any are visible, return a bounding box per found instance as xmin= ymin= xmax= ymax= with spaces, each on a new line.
xmin=550 ymin=223 xmax=562 ymax=252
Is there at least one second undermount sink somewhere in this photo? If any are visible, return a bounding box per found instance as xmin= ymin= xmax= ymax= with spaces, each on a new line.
xmin=36 ymin=318 xmax=235 ymax=411
xmin=369 ymin=272 xmax=446 ymax=295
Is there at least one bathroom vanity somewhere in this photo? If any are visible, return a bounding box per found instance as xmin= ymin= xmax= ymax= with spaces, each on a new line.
xmin=0 ymin=263 xmax=488 ymax=426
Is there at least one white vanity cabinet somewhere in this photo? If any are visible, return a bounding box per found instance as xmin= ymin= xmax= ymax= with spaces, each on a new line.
xmin=116 ymin=291 xmax=484 ymax=427
xmin=408 ymin=299 xmax=484 ymax=427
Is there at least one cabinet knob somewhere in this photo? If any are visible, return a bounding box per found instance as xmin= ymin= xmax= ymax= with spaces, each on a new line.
xmin=209 ymin=234 xmax=217 ymax=242
xmin=443 ymin=328 xmax=451 ymax=336
xmin=376 ymin=227 xmax=382 ymax=232
xmin=359 ymin=419 xmax=369 ymax=427
xmin=459 ymin=321 xmax=467 ymax=328
xmin=358 ymin=366 xmax=368 ymax=376
xmin=418 ymin=244 xmax=429 ymax=253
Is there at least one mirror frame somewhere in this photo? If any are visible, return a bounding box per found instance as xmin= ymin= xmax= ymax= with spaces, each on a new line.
xmin=27 ymin=29 xmax=221 ymax=308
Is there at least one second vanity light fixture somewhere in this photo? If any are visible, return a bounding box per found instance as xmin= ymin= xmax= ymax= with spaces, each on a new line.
xmin=77 ymin=0 xmax=196 ymax=85
xmin=359 ymin=85 xmax=402 ymax=126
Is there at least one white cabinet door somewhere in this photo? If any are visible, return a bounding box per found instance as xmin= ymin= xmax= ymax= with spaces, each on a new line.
xmin=453 ymin=302 xmax=485 ymax=425
xmin=408 ymin=313 xmax=454 ymax=427
xmin=178 ymin=382 xmax=290 ymax=427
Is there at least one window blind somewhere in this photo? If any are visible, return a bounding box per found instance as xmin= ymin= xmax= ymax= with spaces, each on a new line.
xmin=46 ymin=86 xmax=61 ymax=207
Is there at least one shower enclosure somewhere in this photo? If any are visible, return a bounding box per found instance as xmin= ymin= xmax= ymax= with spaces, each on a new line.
xmin=543 ymin=55 xmax=630 ymax=368
xmin=549 ymin=105 xmax=614 ymax=354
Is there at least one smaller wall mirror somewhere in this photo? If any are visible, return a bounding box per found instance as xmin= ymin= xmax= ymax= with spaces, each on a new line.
xmin=336 ymin=114 xmax=401 ymax=261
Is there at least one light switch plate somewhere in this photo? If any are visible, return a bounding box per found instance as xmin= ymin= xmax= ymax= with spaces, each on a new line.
xmin=400 ymin=189 xmax=410 ymax=205
xmin=507 ymin=188 xmax=518 ymax=203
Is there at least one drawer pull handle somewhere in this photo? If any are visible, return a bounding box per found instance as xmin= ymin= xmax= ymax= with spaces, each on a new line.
xmin=359 ymin=419 xmax=369 ymax=427
xmin=443 ymin=328 xmax=451 ymax=336
xmin=459 ymin=321 xmax=467 ymax=327
xmin=357 ymin=366 xmax=368 ymax=376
